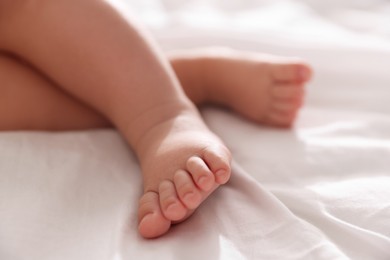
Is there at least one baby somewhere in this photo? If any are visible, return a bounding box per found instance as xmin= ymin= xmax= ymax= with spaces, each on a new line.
xmin=0 ymin=0 xmax=311 ymax=238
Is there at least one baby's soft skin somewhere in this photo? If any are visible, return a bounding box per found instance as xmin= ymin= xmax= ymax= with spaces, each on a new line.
xmin=0 ymin=0 xmax=311 ymax=239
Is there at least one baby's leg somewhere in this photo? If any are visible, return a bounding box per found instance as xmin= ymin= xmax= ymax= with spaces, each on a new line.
xmin=0 ymin=48 xmax=311 ymax=131
xmin=0 ymin=52 xmax=109 ymax=130
xmin=0 ymin=0 xmax=231 ymax=238
xmin=169 ymin=48 xmax=313 ymax=127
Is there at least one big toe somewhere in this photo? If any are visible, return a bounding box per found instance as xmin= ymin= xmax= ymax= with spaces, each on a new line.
xmin=138 ymin=191 xmax=170 ymax=238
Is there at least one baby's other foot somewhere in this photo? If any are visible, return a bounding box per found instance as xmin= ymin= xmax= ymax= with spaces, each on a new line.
xmin=179 ymin=48 xmax=313 ymax=127
xmin=133 ymin=106 xmax=231 ymax=238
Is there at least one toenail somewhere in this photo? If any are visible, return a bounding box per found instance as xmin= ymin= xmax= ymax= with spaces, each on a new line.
xmin=166 ymin=203 xmax=178 ymax=212
xmin=299 ymin=67 xmax=310 ymax=81
xmin=216 ymin=169 xmax=226 ymax=177
xmin=140 ymin=213 xmax=154 ymax=224
xmin=198 ymin=176 xmax=207 ymax=186
xmin=183 ymin=192 xmax=195 ymax=201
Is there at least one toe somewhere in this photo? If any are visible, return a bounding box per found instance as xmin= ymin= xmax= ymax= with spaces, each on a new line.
xmin=272 ymin=101 xmax=300 ymax=112
xmin=272 ymin=84 xmax=305 ymax=101
xmin=203 ymin=146 xmax=232 ymax=185
xmin=138 ymin=191 xmax=171 ymax=238
xmin=159 ymin=180 xmax=187 ymax=221
xmin=271 ymin=63 xmax=312 ymax=82
xmin=186 ymin=156 xmax=215 ymax=191
xmin=174 ymin=169 xmax=202 ymax=210
xmin=265 ymin=110 xmax=296 ymax=127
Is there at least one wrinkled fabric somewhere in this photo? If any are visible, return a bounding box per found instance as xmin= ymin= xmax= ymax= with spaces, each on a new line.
xmin=0 ymin=0 xmax=389 ymax=259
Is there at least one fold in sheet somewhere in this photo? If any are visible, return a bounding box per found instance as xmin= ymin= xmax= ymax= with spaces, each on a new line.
xmin=1 ymin=0 xmax=390 ymax=259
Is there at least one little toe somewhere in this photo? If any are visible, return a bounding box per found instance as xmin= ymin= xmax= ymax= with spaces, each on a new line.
xmin=159 ymin=180 xmax=187 ymax=221
xmin=265 ymin=110 xmax=297 ymax=127
xmin=138 ymin=191 xmax=171 ymax=238
xmin=271 ymin=63 xmax=312 ymax=82
xmin=186 ymin=156 xmax=215 ymax=191
xmin=173 ymin=169 xmax=202 ymax=210
xmin=203 ymin=146 xmax=232 ymax=185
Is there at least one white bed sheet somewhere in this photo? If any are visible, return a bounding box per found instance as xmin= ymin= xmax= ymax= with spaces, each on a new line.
xmin=1 ymin=0 xmax=390 ymax=259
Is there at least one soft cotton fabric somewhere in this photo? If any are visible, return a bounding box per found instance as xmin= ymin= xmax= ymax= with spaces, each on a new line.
xmin=0 ymin=0 xmax=389 ymax=259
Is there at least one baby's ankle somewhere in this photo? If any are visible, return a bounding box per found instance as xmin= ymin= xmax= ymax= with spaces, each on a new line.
xmin=169 ymin=47 xmax=238 ymax=106
xmin=123 ymin=101 xmax=199 ymax=156
xmin=169 ymin=52 xmax=212 ymax=105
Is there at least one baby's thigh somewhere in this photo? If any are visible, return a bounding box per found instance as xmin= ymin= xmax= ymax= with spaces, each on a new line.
xmin=0 ymin=53 xmax=53 ymax=129
xmin=0 ymin=0 xmax=34 ymax=51
xmin=0 ymin=52 xmax=44 ymax=91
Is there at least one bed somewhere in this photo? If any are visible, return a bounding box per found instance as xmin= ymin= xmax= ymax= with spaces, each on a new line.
xmin=0 ymin=0 xmax=389 ymax=259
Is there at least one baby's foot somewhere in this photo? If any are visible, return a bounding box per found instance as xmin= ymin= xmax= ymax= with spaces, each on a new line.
xmin=202 ymin=49 xmax=312 ymax=126
xmin=131 ymin=104 xmax=231 ymax=238
xmin=172 ymin=48 xmax=313 ymax=127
